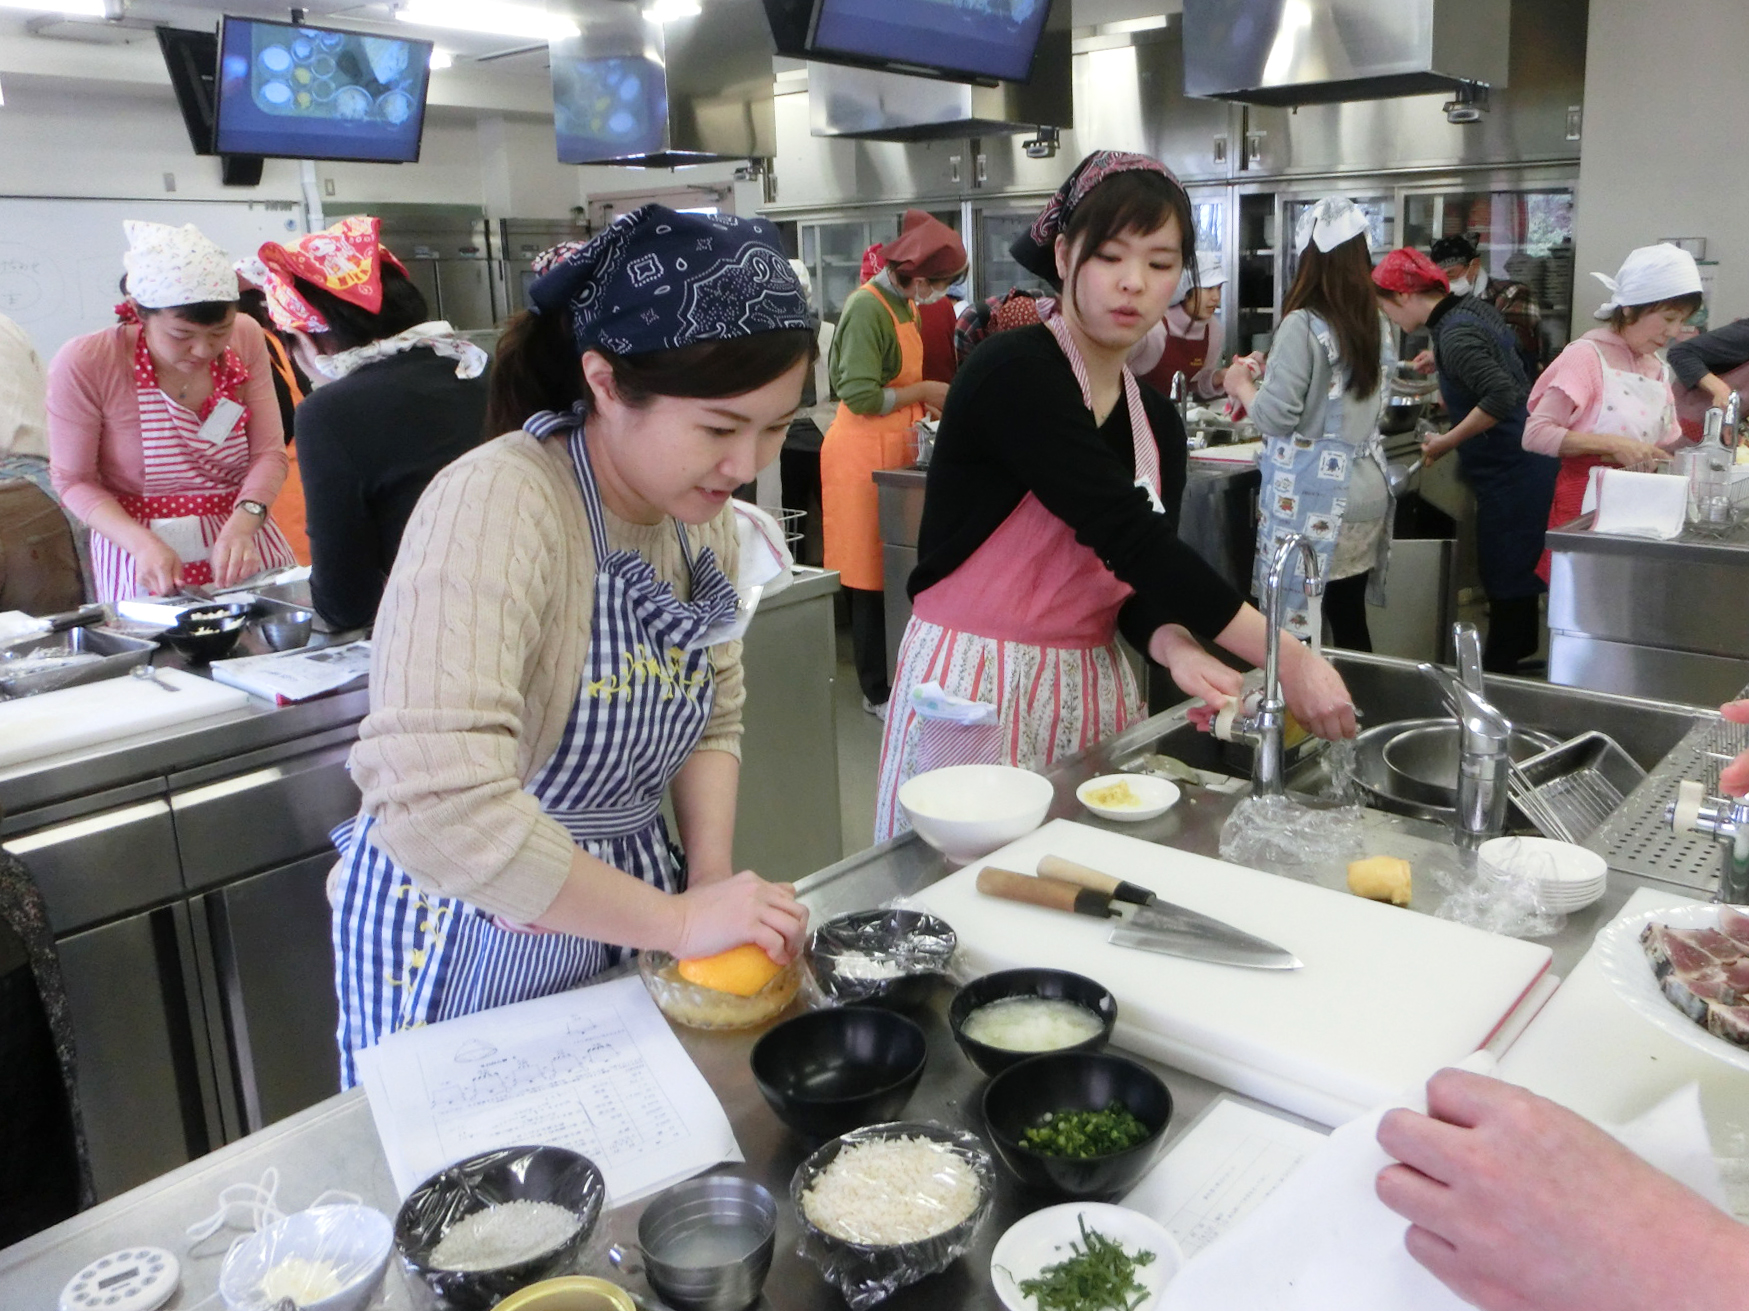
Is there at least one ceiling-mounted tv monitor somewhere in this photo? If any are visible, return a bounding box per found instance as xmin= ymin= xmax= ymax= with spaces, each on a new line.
xmin=213 ymin=16 xmax=432 ymax=163
xmin=762 ymin=0 xmax=1053 ymax=85
xmin=157 ymin=26 xmax=220 ymax=156
xmin=551 ymin=52 xmax=669 ymax=164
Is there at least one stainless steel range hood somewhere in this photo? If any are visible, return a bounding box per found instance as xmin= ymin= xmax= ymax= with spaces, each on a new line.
xmin=1183 ymin=0 xmax=1509 ymax=107
xmin=806 ymin=0 xmax=1070 ymax=141
xmin=553 ymin=0 xmax=775 ymax=167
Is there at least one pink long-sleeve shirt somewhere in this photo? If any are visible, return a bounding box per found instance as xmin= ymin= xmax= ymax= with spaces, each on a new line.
xmin=46 ymin=317 xmax=286 ymax=523
xmin=1523 ymin=327 xmax=1682 ymax=457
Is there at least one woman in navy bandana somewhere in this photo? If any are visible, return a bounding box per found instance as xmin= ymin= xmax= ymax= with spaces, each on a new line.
xmin=327 ymin=207 xmax=815 ymax=1084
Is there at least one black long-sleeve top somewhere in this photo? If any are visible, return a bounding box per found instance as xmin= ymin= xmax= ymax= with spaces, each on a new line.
xmin=1427 ymin=295 xmax=1530 ymax=421
xmin=909 ymin=325 xmax=1246 ymax=652
xmin=295 ymin=347 xmax=491 ymax=631
xmin=1669 ymin=317 xmax=1749 ymax=391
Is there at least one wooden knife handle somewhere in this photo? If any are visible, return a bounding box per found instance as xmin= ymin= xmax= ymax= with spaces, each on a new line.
xmin=1038 ymin=855 xmax=1152 ymax=906
xmin=977 ymin=867 xmax=1114 ymax=919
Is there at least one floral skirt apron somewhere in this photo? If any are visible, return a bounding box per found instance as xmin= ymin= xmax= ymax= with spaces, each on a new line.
xmin=1537 ymin=341 xmax=1676 ymax=583
xmin=330 ymin=408 xmax=741 ymax=1088
xmin=872 ymin=314 xmax=1155 ymax=843
xmin=91 ymin=330 xmax=295 ymax=602
xmin=1252 ymin=312 xmax=1392 ymax=638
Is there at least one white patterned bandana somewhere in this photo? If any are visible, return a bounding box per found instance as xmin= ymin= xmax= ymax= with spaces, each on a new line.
xmin=527 ymin=205 xmax=811 ymax=357
xmin=122 ymin=220 xmax=238 ymax=308
xmin=1293 ymin=197 xmax=1370 ymax=255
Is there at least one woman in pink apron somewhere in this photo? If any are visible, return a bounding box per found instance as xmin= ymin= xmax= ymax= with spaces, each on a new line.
xmin=873 ymin=152 xmax=1358 ymax=841
xmin=1524 ymin=244 xmax=1703 ymax=581
xmin=47 ymin=221 xmax=293 ymax=601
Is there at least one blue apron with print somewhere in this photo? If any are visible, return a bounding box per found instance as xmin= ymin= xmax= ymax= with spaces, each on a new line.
xmin=329 ymin=408 xmax=741 ymax=1088
xmin=1252 ymin=312 xmax=1393 ymax=638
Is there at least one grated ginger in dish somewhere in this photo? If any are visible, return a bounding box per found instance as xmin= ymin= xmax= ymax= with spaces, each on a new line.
xmin=1084 ymin=780 xmax=1141 ymax=809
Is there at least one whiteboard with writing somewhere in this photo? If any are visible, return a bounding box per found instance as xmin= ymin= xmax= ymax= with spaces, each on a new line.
xmin=0 ymin=196 xmax=306 ymax=362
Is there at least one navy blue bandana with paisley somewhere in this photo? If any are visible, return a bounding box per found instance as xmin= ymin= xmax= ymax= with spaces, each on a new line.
xmin=527 ymin=205 xmax=811 ymax=357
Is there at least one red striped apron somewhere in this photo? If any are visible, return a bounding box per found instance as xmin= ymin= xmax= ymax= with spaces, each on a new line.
xmin=91 ymin=332 xmax=295 ymax=601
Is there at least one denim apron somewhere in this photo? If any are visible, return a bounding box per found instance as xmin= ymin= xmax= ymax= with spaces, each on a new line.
xmin=1432 ymin=304 xmax=1559 ymax=601
xmin=1252 ymin=312 xmax=1392 ymax=638
xmin=330 ymin=408 xmax=740 ymax=1088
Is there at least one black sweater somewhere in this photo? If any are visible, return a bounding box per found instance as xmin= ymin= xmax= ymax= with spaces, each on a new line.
xmin=295 ymin=348 xmax=491 ymax=631
xmin=1427 ymin=295 xmax=1530 ymax=421
xmin=910 ymin=326 xmax=1246 ymax=652
xmin=1669 ymin=317 xmax=1749 ymax=391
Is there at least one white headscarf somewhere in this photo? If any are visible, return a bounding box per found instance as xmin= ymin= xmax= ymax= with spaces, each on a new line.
xmin=1169 ymin=250 xmax=1229 ymax=307
xmin=123 ymin=221 xmax=238 ymax=308
xmin=1293 ymin=197 xmax=1370 ymax=255
xmin=1591 ymin=244 xmax=1703 ymax=320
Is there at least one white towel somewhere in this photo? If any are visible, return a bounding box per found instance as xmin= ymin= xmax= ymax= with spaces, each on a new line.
xmin=1587 ymin=468 xmax=1687 ymax=540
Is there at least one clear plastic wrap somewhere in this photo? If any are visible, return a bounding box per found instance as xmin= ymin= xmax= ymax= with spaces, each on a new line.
xmin=1218 ymin=793 xmax=1367 ymax=873
xmin=791 ymin=1122 xmax=995 ymax=1309
xmin=218 ymin=1204 xmax=393 ymax=1311
xmin=394 ymin=1145 xmax=607 ymax=1311
xmin=1433 ymin=839 xmax=1567 ymax=939
xmin=807 ymin=907 xmax=958 ymax=1008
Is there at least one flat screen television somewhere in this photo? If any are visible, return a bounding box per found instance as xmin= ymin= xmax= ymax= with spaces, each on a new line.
xmin=551 ymin=52 xmax=668 ymax=164
xmin=213 ymin=16 xmax=432 ymax=163
xmin=762 ymin=0 xmax=1053 ymax=85
xmin=157 ymin=26 xmax=219 ymax=156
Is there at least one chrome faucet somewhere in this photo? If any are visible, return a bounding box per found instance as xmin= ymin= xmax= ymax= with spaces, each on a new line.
xmin=1418 ymin=624 xmax=1513 ymax=849
xmin=1725 ymin=391 xmax=1742 ymax=448
xmin=1225 ymin=533 xmax=1324 ymax=798
xmin=1667 ymin=781 xmax=1749 ymax=903
xmin=1170 ymin=372 xmax=1204 ymax=449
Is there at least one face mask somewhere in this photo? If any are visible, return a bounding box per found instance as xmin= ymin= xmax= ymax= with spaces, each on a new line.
xmin=1448 ymin=277 xmax=1473 ymax=297
xmin=914 ymin=287 xmax=948 ymax=306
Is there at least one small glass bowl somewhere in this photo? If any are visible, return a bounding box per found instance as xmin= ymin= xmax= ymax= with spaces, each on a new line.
xmin=637 ymin=950 xmax=802 ymax=1030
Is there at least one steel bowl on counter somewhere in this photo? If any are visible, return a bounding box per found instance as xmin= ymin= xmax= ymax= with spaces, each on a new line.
xmin=612 ymin=1175 xmax=777 ymax=1311
xmin=394 ymin=1144 xmax=606 ymax=1311
xmin=750 ymin=1006 xmax=927 ymax=1139
xmin=257 ymin=606 xmax=314 ymax=651
xmin=948 ymin=968 xmax=1117 ymax=1077
xmin=981 ymin=1051 xmax=1172 ymax=1200
xmin=1355 ymin=717 xmax=1559 ymax=820
xmin=807 ymin=908 xmax=957 ymax=1009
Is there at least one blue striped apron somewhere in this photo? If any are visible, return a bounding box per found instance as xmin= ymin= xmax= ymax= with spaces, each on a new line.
xmin=330 ymin=407 xmax=742 ymax=1088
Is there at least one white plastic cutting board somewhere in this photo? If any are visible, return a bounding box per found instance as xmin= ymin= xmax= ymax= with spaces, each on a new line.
xmin=912 ymin=820 xmax=1552 ymax=1126
xmin=1497 ymin=888 xmax=1749 ymax=1157
xmin=0 ymin=668 xmax=251 ymax=768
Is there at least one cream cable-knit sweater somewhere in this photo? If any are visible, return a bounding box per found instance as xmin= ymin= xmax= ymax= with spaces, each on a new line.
xmin=348 ymin=429 xmax=745 ymax=923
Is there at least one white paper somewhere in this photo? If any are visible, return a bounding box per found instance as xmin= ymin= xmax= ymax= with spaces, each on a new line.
xmin=195 ymin=396 xmax=245 ymax=445
xmin=357 ymin=974 xmax=742 ymax=1205
xmin=150 ymin=514 xmax=210 ymax=564
xmin=1123 ymin=1097 xmax=1327 ymax=1258
xmin=209 ymin=639 xmax=372 ymax=703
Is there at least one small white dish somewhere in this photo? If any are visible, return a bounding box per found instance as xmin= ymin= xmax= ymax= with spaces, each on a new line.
xmin=1077 ymin=774 xmax=1180 ymax=822
xmin=1479 ymin=836 xmax=1607 ymax=910
xmin=990 ymin=1202 xmax=1182 ymax=1311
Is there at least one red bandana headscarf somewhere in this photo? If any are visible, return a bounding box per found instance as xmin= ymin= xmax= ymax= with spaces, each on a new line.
xmin=252 ymin=216 xmax=409 ymax=334
xmin=1372 ymin=247 xmax=1452 ymax=296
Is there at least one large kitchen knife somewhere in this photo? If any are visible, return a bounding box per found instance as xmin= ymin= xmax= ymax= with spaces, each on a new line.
xmin=976 ymin=867 xmax=1303 ymax=970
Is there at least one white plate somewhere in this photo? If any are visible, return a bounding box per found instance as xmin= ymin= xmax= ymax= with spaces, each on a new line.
xmin=1077 ymin=774 xmax=1181 ymax=822
xmin=991 ymin=1202 xmax=1183 ymax=1311
xmin=1594 ymin=902 xmax=1749 ymax=1074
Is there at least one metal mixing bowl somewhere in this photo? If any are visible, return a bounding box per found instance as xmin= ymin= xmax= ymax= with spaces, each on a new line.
xmin=1355 ymin=718 xmax=1559 ymax=819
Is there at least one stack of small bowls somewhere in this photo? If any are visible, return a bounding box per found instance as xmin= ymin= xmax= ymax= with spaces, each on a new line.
xmin=1479 ymin=835 xmax=1607 ymax=913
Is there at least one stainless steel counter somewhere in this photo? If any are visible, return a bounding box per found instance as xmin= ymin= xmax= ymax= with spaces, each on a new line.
xmin=1547 ymin=511 xmax=1749 ymax=704
xmin=0 ymin=658 xmax=1694 ymax=1311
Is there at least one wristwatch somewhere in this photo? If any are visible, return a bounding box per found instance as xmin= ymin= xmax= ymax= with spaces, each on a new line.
xmin=236 ymin=499 xmax=267 ymax=518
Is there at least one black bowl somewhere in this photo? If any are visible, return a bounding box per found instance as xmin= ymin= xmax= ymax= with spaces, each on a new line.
xmin=394 ymin=1144 xmax=606 ymax=1311
xmin=807 ymin=909 xmax=957 ymax=1009
xmin=948 ymin=968 xmax=1117 ymax=1077
xmin=982 ymin=1052 xmax=1172 ymax=1199
xmin=157 ymin=611 xmax=248 ymax=663
xmin=751 ymin=1006 xmax=927 ymax=1139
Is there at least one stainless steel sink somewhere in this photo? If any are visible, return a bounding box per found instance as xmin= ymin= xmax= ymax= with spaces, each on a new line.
xmin=1137 ymin=651 xmax=1705 ymax=830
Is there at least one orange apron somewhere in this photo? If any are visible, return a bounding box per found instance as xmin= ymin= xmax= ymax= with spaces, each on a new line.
xmin=821 ymin=284 xmax=924 ymax=592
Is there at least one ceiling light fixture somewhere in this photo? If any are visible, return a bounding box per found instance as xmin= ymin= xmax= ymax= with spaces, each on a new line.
xmin=0 ymin=0 xmax=106 ymax=15
xmin=394 ymin=0 xmax=579 ymax=42
xmin=428 ymin=47 xmax=453 ymax=70
xmin=644 ymin=0 xmax=702 ymax=21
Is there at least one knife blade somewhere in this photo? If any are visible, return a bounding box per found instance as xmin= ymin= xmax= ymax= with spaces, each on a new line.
xmin=1037 ymin=854 xmax=1302 ymax=969
xmin=976 ymin=867 xmax=1302 ymax=970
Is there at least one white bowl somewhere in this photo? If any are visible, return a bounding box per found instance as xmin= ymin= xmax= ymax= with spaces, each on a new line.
xmin=899 ymin=764 xmax=1054 ymax=863
xmin=1479 ymin=836 xmax=1607 ymax=909
xmin=219 ymin=1204 xmax=394 ymax=1311
xmin=990 ymin=1202 xmax=1183 ymax=1311
xmin=1077 ymin=774 xmax=1181 ymax=822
